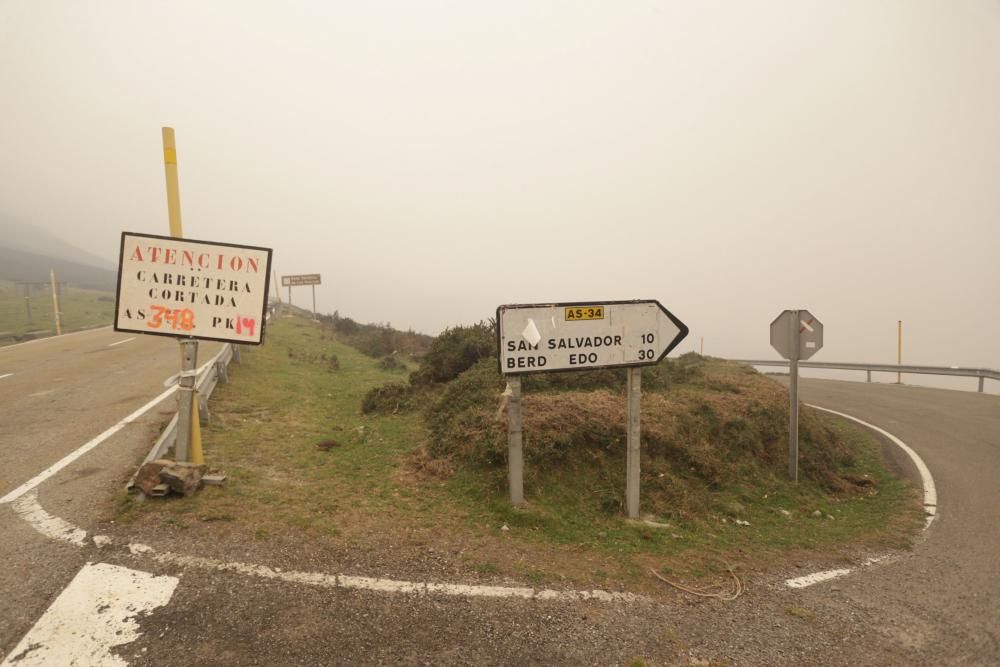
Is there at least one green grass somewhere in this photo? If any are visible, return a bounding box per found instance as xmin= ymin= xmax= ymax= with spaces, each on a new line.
xmin=117 ymin=315 xmax=924 ymax=588
xmin=0 ymin=280 xmax=114 ymax=341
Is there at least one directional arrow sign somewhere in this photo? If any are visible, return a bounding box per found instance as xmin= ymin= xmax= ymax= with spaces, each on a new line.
xmin=770 ymin=309 xmax=824 ymax=361
xmin=497 ymin=300 xmax=688 ymax=375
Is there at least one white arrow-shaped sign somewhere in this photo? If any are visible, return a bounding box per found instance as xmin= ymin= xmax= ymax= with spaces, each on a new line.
xmin=497 ymin=300 xmax=689 ymax=375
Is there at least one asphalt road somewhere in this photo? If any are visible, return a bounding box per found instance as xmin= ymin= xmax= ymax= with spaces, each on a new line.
xmin=1 ymin=344 xmax=998 ymax=665
xmin=790 ymin=378 xmax=1000 ymax=665
xmin=0 ymin=328 xmax=220 ymax=659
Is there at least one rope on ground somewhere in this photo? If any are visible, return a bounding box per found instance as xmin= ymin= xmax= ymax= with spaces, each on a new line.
xmin=649 ymin=563 xmax=745 ymax=601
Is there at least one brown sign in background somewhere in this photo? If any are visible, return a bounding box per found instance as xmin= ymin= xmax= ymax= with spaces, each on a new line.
xmin=281 ymin=274 xmax=321 ymax=287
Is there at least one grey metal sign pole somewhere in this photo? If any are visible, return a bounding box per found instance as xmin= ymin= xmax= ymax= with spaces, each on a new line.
xmin=175 ymin=339 xmax=199 ymax=462
xmin=311 ymin=284 xmax=317 ymax=318
xmin=507 ymin=378 xmax=524 ymax=506
xmin=787 ymin=310 xmax=800 ymax=482
xmin=770 ymin=308 xmax=822 ymax=482
xmin=625 ymin=367 xmax=642 ymax=518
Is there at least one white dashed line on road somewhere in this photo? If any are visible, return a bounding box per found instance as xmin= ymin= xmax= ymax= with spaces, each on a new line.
xmin=108 ymin=337 xmax=136 ymax=347
xmin=0 ymin=373 xmax=13 ymax=380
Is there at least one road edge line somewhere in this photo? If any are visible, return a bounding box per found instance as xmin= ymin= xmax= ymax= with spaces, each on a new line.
xmin=0 ymin=325 xmax=113 ymax=352
xmin=784 ymin=404 xmax=939 ymax=590
xmin=0 ymin=385 xmax=178 ymax=505
xmin=806 ymin=403 xmax=937 ymax=529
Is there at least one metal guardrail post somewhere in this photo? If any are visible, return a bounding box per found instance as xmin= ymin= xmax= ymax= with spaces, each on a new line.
xmin=127 ymin=342 xmax=239 ymax=492
xmin=175 ymin=340 xmax=198 ymax=462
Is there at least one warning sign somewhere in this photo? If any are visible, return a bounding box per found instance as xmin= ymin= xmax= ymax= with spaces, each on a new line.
xmin=114 ymin=232 xmax=273 ymax=344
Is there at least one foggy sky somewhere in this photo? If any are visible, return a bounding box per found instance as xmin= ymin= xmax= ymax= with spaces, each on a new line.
xmin=1 ymin=1 xmax=998 ymax=378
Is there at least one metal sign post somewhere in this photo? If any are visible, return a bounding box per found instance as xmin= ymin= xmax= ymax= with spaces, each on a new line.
xmin=770 ymin=309 xmax=824 ymax=481
xmin=506 ymin=377 xmax=524 ymax=506
xmin=497 ymin=300 xmax=688 ymax=517
xmin=625 ymin=367 xmax=642 ymax=517
xmin=161 ymin=127 xmax=198 ymax=464
xmin=787 ymin=313 xmax=800 ymax=482
xmin=281 ymin=274 xmax=321 ymax=314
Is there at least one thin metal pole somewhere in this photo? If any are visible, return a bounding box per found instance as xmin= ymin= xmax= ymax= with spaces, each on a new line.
xmin=897 ymin=320 xmax=902 ymax=384
xmin=175 ymin=340 xmax=198 ymax=462
xmin=288 ymin=285 xmax=292 ymax=306
xmin=507 ymin=377 xmax=524 ymax=506
xmin=866 ymin=370 xmax=871 ymax=383
xmin=311 ymin=284 xmax=317 ymax=318
xmin=700 ymin=337 xmax=704 ymax=356
xmin=978 ymin=376 xmax=985 ymax=393
xmin=788 ymin=310 xmax=800 ymax=482
xmin=626 ymin=367 xmax=642 ymax=518
xmin=49 ymin=269 xmax=62 ymax=336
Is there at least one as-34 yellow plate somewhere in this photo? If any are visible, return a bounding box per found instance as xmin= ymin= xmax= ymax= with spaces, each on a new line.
xmin=565 ymin=306 xmax=605 ymax=321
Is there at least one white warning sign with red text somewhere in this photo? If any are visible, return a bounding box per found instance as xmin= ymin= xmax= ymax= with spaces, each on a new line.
xmin=114 ymin=232 xmax=273 ymax=345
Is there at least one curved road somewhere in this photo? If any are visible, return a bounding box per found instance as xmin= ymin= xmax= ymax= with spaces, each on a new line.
xmin=1 ymin=343 xmax=997 ymax=665
xmin=793 ymin=378 xmax=999 ymax=665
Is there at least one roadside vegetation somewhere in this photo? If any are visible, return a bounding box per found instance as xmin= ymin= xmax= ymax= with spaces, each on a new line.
xmin=0 ymin=279 xmax=115 ymax=344
xmin=117 ymin=314 xmax=924 ymax=591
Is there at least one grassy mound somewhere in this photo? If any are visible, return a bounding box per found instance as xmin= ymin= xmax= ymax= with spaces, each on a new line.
xmin=425 ymin=355 xmax=869 ymax=519
xmin=119 ymin=315 xmax=922 ymax=589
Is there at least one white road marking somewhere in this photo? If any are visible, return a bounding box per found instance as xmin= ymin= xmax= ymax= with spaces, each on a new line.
xmin=127 ymin=544 xmax=643 ymax=603
xmin=0 ymin=384 xmax=178 ymax=505
xmin=785 ymin=404 xmax=939 ymax=589
xmin=7 ymin=488 xmax=642 ymax=606
xmin=0 ymin=343 xmax=223 ymax=507
xmin=108 ymin=337 xmax=136 ymax=347
xmin=28 ymin=389 xmax=54 ymax=398
xmin=11 ymin=491 xmax=87 ymax=546
xmin=0 ymin=373 xmax=13 ymax=380
xmin=0 ymin=562 xmax=177 ymax=667
xmin=807 ymin=403 xmax=938 ymax=529
xmin=0 ymin=325 xmax=113 ymax=352
xmin=785 ymin=569 xmax=851 ymax=589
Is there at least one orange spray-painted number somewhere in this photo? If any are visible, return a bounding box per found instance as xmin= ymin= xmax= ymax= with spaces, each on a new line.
xmin=147 ymin=306 xmax=196 ymax=332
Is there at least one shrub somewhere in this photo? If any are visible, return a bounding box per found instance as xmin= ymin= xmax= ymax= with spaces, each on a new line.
xmin=378 ymin=355 xmax=407 ymax=372
xmin=361 ymin=382 xmax=419 ymax=415
xmin=410 ymin=321 xmax=496 ymax=386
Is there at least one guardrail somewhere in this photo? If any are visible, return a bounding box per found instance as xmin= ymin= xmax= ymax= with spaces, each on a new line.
xmin=735 ymin=360 xmax=1000 ymax=393
xmin=126 ymin=342 xmax=244 ymax=492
